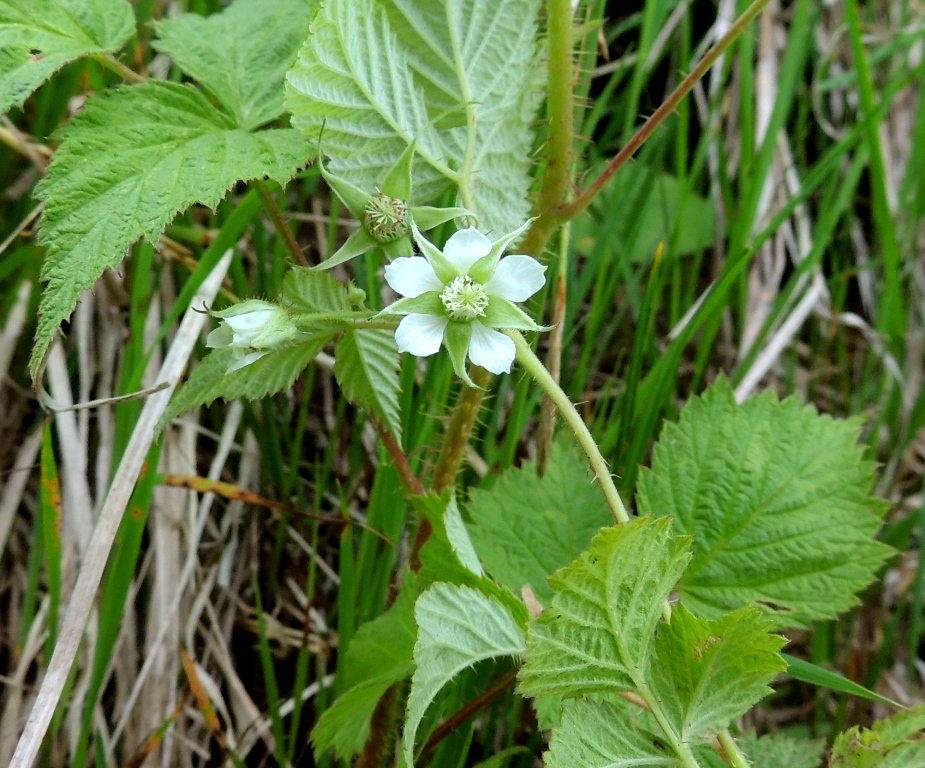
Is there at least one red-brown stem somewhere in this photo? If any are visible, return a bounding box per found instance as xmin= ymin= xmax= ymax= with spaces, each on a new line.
xmin=372 ymin=419 xmax=425 ymax=497
xmin=253 ymin=179 xmax=309 ymax=267
xmin=417 ymin=671 xmax=519 ymax=759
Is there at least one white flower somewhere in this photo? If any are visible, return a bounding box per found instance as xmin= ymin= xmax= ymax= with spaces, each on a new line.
xmin=206 ymin=300 xmax=299 ymax=372
xmin=382 ymin=223 xmax=546 ymax=384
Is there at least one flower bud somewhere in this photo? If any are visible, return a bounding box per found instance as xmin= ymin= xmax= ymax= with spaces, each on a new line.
xmin=206 ymin=300 xmax=299 ymax=372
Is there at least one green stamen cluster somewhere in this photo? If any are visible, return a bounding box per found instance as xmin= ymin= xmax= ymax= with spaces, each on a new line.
xmin=440 ymin=276 xmax=489 ymax=321
xmin=364 ymin=192 xmax=410 ymax=242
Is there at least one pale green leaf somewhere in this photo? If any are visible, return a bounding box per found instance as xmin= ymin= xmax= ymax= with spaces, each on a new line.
xmin=544 ymin=699 xmax=680 ymax=768
xmin=314 ymin=580 xmax=417 ymax=761
xmin=281 ymin=268 xmax=351 ymax=314
xmin=518 ymin=516 xmax=691 ymax=699
xmin=384 ymin=0 xmax=542 ymax=234
xmin=445 ymin=495 xmax=484 ymax=577
xmin=334 ymin=328 xmax=402 ymax=441
xmin=403 ymin=583 xmax=526 ymax=766
xmin=467 ymin=437 xmax=611 ymax=605
xmin=0 ymin=0 xmax=134 ymax=115
xmin=32 ymin=81 xmax=313 ymax=378
xmin=636 ymin=378 xmax=893 ymax=628
xmin=285 ymin=0 xmax=542 ymax=235
xmin=153 ymin=0 xmax=314 ymax=130
xmin=739 ymin=732 xmax=824 ymax=768
xmin=830 ymin=706 xmax=925 ymax=768
xmin=649 ymin=604 xmax=785 ymax=741
xmin=162 ymin=336 xmax=327 ymax=425
xmin=285 ymin=0 xmax=451 ymax=202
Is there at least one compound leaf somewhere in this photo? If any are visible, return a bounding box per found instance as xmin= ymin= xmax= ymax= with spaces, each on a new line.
xmin=334 ymin=328 xmax=402 ymax=441
xmin=153 ymin=0 xmax=313 ymax=130
xmin=467 ymin=437 xmax=611 ymax=605
xmin=518 ymin=516 xmax=691 ymax=699
xmin=0 ymin=0 xmax=134 ymax=115
xmin=32 ymin=81 xmax=312 ymax=378
xmin=636 ymin=378 xmax=893 ymax=628
xmin=281 ymin=268 xmax=351 ymax=314
xmin=649 ymin=604 xmax=786 ymax=741
xmin=403 ymin=583 xmax=525 ymax=766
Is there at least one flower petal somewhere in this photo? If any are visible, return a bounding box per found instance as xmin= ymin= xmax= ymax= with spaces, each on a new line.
xmin=443 ymin=227 xmax=491 ymax=275
xmin=228 ymin=349 xmax=268 ymax=373
xmin=484 ymin=255 xmax=547 ymax=302
xmin=468 ymin=322 xmax=515 ymax=374
xmin=395 ymin=313 xmax=448 ymax=356
xmin=384 ymin=257 xmax=444 ymax=298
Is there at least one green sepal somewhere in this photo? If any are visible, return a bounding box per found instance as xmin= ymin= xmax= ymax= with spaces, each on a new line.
xmin=443 ymin=321 xmax=476 ymax=387
xmin=468 ymin=218 xmax=534 ymax=284
xmin=320 ymin=161 xmax=370 ymax=220
xmin=381 ymin=141 xmax=414 ymax=200
xmin=381 ymin=236 xmax=414 ymax=260
xmin=379 ymin=293 xmax=444 ymax=317
xmin=484 ymin=296 xmax=546 ymax=331
xmin=311 ymin=226 xmax=378 ymax=271
xmin=411 ymin=205 xmax=472 ymax=232
xmin=411 ymin=222 xmax=458 ymax=284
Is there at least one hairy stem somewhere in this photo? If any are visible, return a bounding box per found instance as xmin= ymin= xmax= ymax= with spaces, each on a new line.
xmin=508 ymin=331 xmax=629 ymax=524
xmin=254 ymin=180 xmax=309 ymax=267
xmin=93 ymin=53 xmax=146 ymax=84
xmin=431 ymin=366 xmax=492 ymax=493
xmin=518 ymin=0 xmax=773 ymax=259
xmin=717 ymin=729 xmax=750 ymax=768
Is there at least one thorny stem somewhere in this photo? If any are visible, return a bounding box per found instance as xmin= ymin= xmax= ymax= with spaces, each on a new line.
xmin=517 ymin=0 xmax=774 ymax=260
xmin=430 ymin=366 xmax=492 ymax=493
xmin=93 ymin=53 xmax=146 ymax=84
xmin=254 ymin=180 xmax=309 ymax=267
xmin=508 ymin=331 xmax=629 ymax=524
xmin=718 ymin=729 xmax=751 ymax=768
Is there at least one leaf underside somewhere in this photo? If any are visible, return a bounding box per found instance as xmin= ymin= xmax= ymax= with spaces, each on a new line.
xmin=636 ymin=377 xmax=893 ymax=628
xmin=0 ymin=0 xmax=135 ymax=115
xmin=285 ymin=0 xmax=541 ymax=235
xmin=334 ymin=328 xmax=403 ymax=441
xmin=403 ymin=583 xmax=525 ymax=766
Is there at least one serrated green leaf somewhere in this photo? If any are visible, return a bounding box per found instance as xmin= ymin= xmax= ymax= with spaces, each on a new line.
xmin=0 ymin=0 xmax=135 ymax=115
xmin=636 ymin=377 xmax=893 ymax=628
xmin=285 ymin=0 xmax=450 ymax=202
xmin=467 ymin=437 xmax=611 ymax=605
xmin=313 ymin=579 xmax=417 ymax=761
xmin=403 ymin=583 xmax=526 ymax=766
xmin=518 ymin=516 xmax=691 ymax=699
xmin=162 ymin=335 xmax=327 ymax=426
xmin=830 ymin=705 xmax=925 ymax=768
xmin=739 ymin=732 xmax=825 ymax=768
xmin=285 ymin=0 xmax=541 ymax=235
xmin=281 ymin=268 xmax=351 ymax=314
xmin=383 ymin=0 xmax=541 ymax=234
xmin=32 ymin=80 xmax=313 ymax=378
xmin=544 ymin=698 xmax=680 ymax=767
xmin=650 ymin=604 xmax=786 ymax=741
xmin=334 ymin=328 xmax=402 ymax=441
xmin=153 ymin=0 xmax=314 ymax=130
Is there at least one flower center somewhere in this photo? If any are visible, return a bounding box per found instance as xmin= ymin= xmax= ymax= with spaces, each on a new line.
xmin=364 ymin=193 xmax=410 ymax=242
xmin=440 ymin=276 xmax=489 ymax=321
